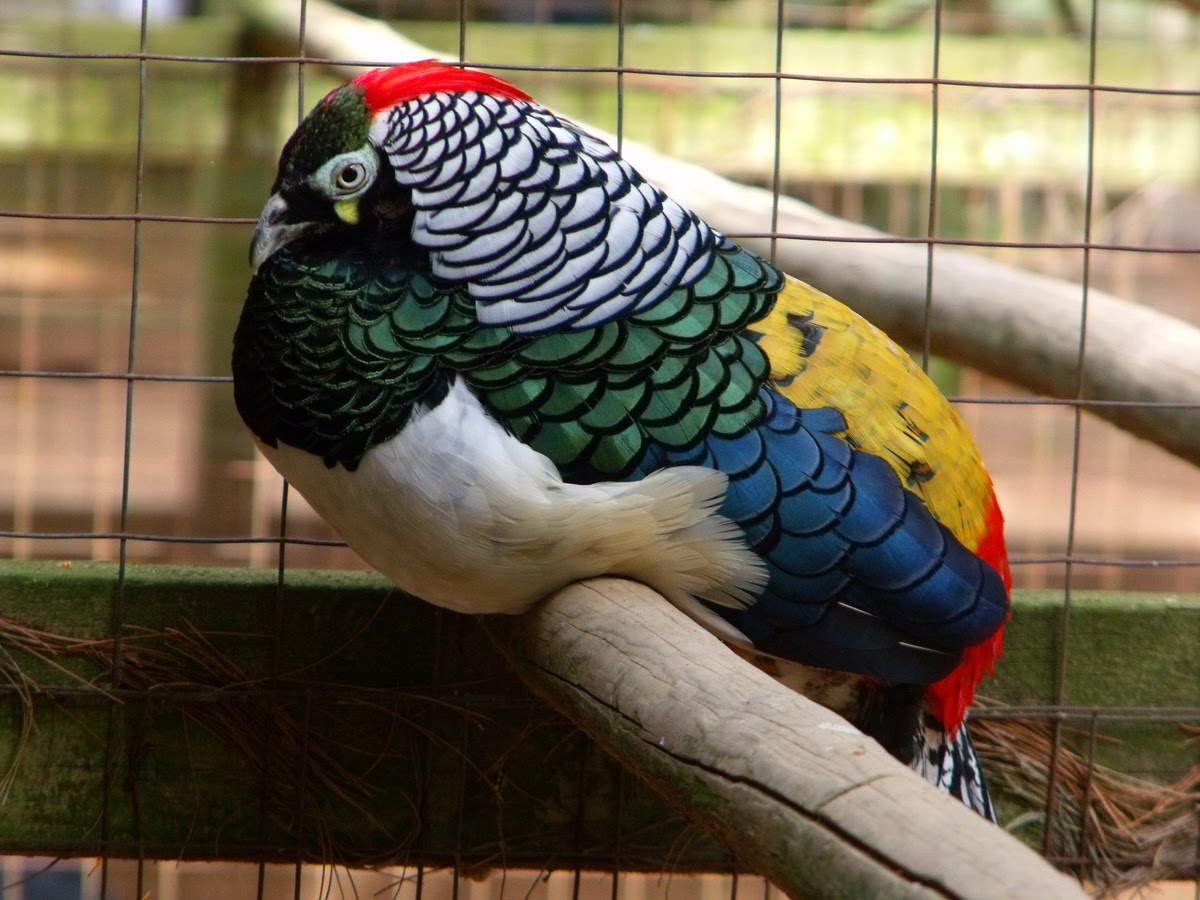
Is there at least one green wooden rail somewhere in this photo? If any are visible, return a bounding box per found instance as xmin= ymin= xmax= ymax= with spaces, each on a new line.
xmin=0 ymin=560 xmax=1193 ymax=868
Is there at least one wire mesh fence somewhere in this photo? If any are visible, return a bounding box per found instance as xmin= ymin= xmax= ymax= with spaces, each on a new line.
xmin=0 ymin=0 xmax=1198 ymax=897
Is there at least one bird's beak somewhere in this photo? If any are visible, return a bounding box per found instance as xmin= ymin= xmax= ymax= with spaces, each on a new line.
xmin=249 ymin=194 xmax=313 ymax=274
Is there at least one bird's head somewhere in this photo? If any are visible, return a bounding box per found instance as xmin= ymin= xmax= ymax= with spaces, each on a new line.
xmin=249 ymin=60 xmax=531 ymax=273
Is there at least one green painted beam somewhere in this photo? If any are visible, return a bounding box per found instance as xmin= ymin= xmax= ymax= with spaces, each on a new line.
xmin=990 ymin=589 xmax=1200 ymax=710
xmin=0 ymin=18 xmax=242 ymax=158
xmin=982 ymin=587 xmax=1200 ymax=782
xmin=0 ymin=561 xmax=733 ymax=868
xmin=0 ymin=560 xmax=1194 ymax=866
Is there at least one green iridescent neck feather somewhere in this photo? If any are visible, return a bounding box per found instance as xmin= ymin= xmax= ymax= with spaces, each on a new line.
xmin=232 ymin=238 xmax=783 ymax=481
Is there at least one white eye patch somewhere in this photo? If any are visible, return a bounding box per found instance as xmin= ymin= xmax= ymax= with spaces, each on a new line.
xmin=312 ymin=145 xmax=379 ymax=200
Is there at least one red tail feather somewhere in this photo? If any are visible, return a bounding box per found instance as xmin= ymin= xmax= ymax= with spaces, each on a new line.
xmin=926 ymin=490 xmax=1011 ymax=733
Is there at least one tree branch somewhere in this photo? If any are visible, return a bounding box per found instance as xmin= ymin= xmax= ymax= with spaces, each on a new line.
xmin=486 ymin=578 xmax=1086 ymax=900
xmin=235 ymin=0 xmax=1200 ymax=469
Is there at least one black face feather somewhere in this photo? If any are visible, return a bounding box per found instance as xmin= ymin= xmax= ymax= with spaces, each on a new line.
xmin=271 ymin=86 xmax=372 ymax=194
xmin=251 ymin=84 xmax=416 ymax=269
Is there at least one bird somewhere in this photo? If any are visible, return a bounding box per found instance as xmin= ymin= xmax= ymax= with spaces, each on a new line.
xmin=233 ymin=60 xmax=1011 ymax=819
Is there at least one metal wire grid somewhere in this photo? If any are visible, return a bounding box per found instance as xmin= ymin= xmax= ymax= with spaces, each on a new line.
xmin=1 ymin=0 xmax=1198 ymax=897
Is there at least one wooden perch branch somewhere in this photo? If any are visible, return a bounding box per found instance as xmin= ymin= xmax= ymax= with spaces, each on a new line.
xmin=486 ymin=579 xmax=1086 ymax=900
xmin=236 ymin=0 xmax=1200 ymax=468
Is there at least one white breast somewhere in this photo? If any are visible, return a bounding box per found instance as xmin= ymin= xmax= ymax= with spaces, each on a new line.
xmin=256 ymin=378 xmax=767 ymax=616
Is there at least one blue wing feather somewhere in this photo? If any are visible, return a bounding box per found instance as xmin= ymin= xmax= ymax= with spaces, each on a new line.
xmin=634 ymin=384 xmax=1009 ymax=685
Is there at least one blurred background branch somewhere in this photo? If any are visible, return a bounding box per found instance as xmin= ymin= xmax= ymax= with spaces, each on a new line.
xmin=235 ymin=0 xmax=1200 ymax=470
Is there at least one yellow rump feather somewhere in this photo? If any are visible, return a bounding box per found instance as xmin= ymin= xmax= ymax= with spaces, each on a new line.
xmin=749 ymin=276 xmax=996 ymax=552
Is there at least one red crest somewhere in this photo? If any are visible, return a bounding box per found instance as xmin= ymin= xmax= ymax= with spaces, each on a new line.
xmin=353 ymin=60 xmax=533 ymax=114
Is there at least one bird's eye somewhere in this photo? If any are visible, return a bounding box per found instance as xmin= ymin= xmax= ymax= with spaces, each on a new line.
xmin=333 ymin=162 xmax=367 ymax=192
xmin=313 ymin=148 xmax=377 ymax=201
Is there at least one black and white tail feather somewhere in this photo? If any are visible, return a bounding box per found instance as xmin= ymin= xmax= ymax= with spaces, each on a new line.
xmin=913 ymin=716 xmax=996 ymax=822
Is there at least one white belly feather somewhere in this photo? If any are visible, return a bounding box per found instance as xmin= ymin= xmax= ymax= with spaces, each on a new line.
xmin=256 ymin=378 xmax=766 ymax=618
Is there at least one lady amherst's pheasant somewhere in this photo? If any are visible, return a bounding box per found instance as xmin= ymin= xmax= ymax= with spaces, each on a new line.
xmin=234 ymin=61 xmax=1011 ymax=819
